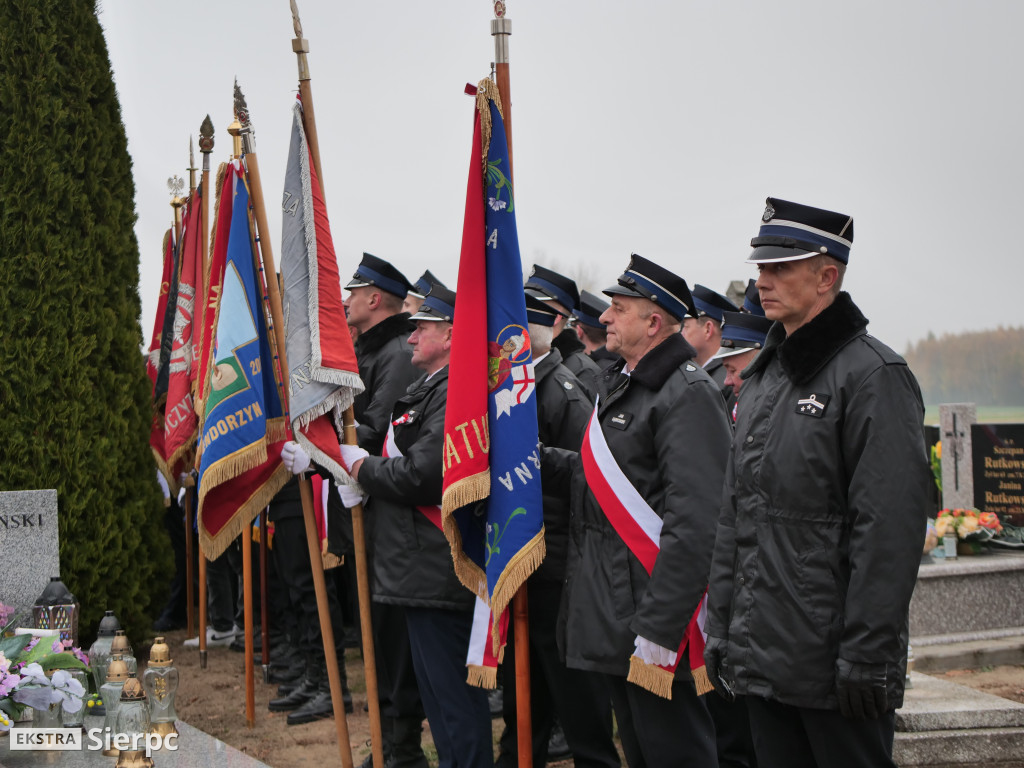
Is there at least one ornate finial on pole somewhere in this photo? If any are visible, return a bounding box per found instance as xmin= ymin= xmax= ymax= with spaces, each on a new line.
xmin=227 ymin=79 xmax=244 ymax=157
xmin=188 ymin=137 xmax=198 ymax=191
xmin=234 ymin=80 xmax=256 ymax=156
xmin=491 ymin=1 xmax=511 ymax=63
xmin=291 ymin=0 xmax=311 ymax=81
xmin=168 ymin=174 xmax=186 ymax=206
xmin=199 ymin=115 xmax=214 ymax=172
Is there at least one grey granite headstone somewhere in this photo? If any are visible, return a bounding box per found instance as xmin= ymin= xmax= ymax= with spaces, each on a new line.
xmin=939 ymin=403 xmax=976 ymax=510
xmin=0 ymin=490 xmax=60 ymax=623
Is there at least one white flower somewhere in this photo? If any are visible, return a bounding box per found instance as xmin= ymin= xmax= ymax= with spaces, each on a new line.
xmin=488 ymin=197 xmax=507 ymax=212
xmin=18 ymin=662 xmax=48 ymax=686
xmin=50 ymin=670 xmax=86 ymax=713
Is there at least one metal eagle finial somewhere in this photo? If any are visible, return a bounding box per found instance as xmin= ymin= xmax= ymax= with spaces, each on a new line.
xmin=199 ymin=115 xmax=215 ymax=154
xmin=167 ymin=175 xmax=185 ymax=198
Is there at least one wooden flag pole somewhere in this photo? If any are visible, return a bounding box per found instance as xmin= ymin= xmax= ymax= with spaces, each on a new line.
xmin=235 ymin=83 xmax=355 ymax=768
xmin=224 ymin=113 xmax=257 ymax=729
xmin=492 ymin=6 xmax=532 ymax=767
xmin=290 ymin=4 xmax=384 ymax=766
xmin=259 ymin=507 xmax=270 ymax=681
xmin=182 ymin=142 xmax=199 ymax=642
xmin=196 ymin=116 xmax=215 ymax=671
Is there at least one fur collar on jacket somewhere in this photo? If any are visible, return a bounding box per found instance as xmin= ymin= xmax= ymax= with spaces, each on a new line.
xmin=354 ymin=312 xmax=415 ymax=357
xmin=745 ymin=292 xmax=868 ymax=384
xmin=607 ymin=332 xmax=697 ymax=390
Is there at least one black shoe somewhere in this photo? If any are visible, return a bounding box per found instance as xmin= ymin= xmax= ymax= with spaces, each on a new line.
xmin=391 ymin=717 xmax=429 ymax=768
xmin=488 ymin=688 xmax=504 ymax=718
xmin=546 ymin=723 xmax=571 ymax=762
xmin=230 ymin=635 xmax=263 ymax=653
xmin=152 ymin=614 xmax=184 ymax=632
xmin=268 ymin=659 xmax=305 ymax=685
xmin=286 ymin=689 xmax=353 ymax=725
xmin=268 ymin=675 xmax=315 ymax=712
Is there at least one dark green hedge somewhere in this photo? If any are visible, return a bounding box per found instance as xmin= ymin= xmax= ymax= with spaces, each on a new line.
xmin=0 ymin=0 xmax=169 ymax=646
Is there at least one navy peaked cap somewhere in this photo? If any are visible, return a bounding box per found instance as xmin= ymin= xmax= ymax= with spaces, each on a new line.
xmin=572 ymin=290 xmax=610 ymax=329
xmin=410 ymin=283 xmax=456 ymax=323
xmin=524 ymin=265 xmax=580 ymax=312
xmin=346 ymin=252 xmax=414 ymax=298
xmin=714 ymin=311 xmax=774 ymax=359
xmin=742 ymin=279 xmax=765 ymax=316
xmin=524 ymin=293 xmax=559 ymax=327
xmin=602 ymin=254 xmax=693 ymax=322
xmin=748 ymin=197 xmax=854 ymax=265
xmin=691 ymin=284 xmax=739 ymax=322
xmin=409 ymin=270 xmax=446 ymax=299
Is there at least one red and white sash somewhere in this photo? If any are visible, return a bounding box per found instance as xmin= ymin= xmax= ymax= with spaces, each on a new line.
xmin=384 ymin=419 xmax=505 ymax=687
xmin=580 ymin=398 xmax=712 ymax=699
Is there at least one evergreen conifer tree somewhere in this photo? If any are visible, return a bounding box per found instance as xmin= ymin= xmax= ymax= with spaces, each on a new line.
xmin=0 ymin=0 xmax=169 ymax=642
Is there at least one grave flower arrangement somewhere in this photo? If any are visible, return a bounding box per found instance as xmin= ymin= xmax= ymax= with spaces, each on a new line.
xmin=935 ymin=508 xmax=1003 ymax=542
xmin=0 ymin=603 xmax=89 ymax=732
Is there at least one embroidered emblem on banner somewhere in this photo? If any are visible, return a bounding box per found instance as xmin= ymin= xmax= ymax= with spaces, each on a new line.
xmin=795 ymin=393 xmax=830 ymax=418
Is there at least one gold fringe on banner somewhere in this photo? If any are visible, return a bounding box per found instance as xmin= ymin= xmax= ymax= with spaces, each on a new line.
xmin=466 ymin=664 xmax=497 ymax=690
xmin=691 ymin=664 xmax=714 ymax=696
xmin=475 ymin=79 xmax=504 ymax=188
xmin=198 ymin=463 xmax=289 ymax=559
xmin=488 ymin=529 xmax=545 ymax=656
xmin=627 ymin=656 xmax=675 ymax=701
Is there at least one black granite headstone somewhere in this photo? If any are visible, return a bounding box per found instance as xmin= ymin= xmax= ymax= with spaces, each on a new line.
xmin=972 ymin=423 xmax=1024 ymax=524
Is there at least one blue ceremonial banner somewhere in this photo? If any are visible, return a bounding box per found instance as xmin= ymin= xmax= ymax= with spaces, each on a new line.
xmin=443 ymin=80 xmax=545 ymax=663
xmin=196 ymin=164 xmax=288 ymax=557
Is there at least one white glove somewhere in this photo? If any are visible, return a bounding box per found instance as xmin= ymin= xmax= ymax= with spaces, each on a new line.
xmin=339 ymin=444 xmax=369 ymax=471
xmin=156 ymin=471 xmax=170 ymax=500
xmin=177 ymin=487 xmax=187 ymax=505
xmin=281 ymin=440 xmax=311 ymax=475
xmin=337 ymin=483 xmax=366 ymax=509
xmin=634 ymin=635 xmax=678 ymax=667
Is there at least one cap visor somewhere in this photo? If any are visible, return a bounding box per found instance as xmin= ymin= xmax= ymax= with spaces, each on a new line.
xmin=746 ymin=246 xmax=817 ymax=264
xmin=345 ymin=278 xmax=371 ymax=289
xmin=601 ymin=283 xmax=645 ymax=300
xmin=712 ymin=345 xmax=756 ymax=360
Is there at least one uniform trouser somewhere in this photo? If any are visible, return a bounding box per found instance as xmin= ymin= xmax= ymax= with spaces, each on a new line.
xmin=497 ymin=580 xmax=620 ymax=768
xmin=606 ymin=673 xmax=717 ymax=768
xmin=745 ymin=696 xmax=896 ymax=768
xmin=272 ymin=516 xmax=345 ymax=659
xmin=705 ymin=690 xmax=758 ymax=768
xmin=158 ymin=498 xmax=190 ymax=624
xmin=370 ymin=601 xmax=424 ymax=719
xmin=206 ymin=541 xmax=238 ymax=633
xmin=404 ymin=607 xmax=494 ymax=768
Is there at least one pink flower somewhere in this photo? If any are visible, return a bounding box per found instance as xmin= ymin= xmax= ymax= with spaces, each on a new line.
xmin=51 ymin=639 xmax=64 ymax=654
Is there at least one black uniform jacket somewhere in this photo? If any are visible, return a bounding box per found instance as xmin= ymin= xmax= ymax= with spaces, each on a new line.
xmin=546 ymin=333 xmax=732 ymax=676
xmin=358 ymin=366 xmax=473 ymax=612
xmin=706 ymin=293 xmax=930 ymax=711
xmin=533 ymin=349 xmax=593 ymax=583
xmin=553 ymin=329 xmax=603 ymax=400
xmin=353 ymin=313 xmax=419 ymax=456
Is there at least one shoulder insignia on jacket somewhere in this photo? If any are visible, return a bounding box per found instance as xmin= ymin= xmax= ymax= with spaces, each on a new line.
xmin=795 ymin=393 xmax=830 ymax=418
xmin=685 ymin=363 xmax=697 ymax=372
xmin=563 ymin=381 xmax=574 ymax=390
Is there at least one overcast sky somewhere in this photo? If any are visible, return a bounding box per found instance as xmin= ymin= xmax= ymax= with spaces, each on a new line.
xmin=99 ymin=0 xmax=1023 ymax=354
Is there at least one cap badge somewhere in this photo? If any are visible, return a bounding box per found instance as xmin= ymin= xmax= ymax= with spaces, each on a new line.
xmin=762 ymin=204 xmax=775 ymax=222
xmin=795 ymin=393 xmax=830 ymax=418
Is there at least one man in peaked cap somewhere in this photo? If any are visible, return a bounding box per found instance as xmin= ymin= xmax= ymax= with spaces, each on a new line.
xmin=544 ymin=254 xmax=731 ymax=766
xmin=682 ymin=284 xmax=740 ymax=406
xmin=714 ymin=311 xmax=773 ymax=420
xmin=496 ymin=294 xmax=621 ymax=768
xmin=402 ymin=270 xmax=447 ymax=316
xmin=705 ymin=198 xmax=930 ymax=768
xmin=524 ymin=264 xmax=603 ymax=398
xmin=740 ymin=278 xmax=766 ymax=316
xmin=348 ymin=285 xmax=495 ymax=768
xmin=572 ymin=290 xmax=620 ymax=368
xmin=343 ymin=252 xmax=430 ymax=768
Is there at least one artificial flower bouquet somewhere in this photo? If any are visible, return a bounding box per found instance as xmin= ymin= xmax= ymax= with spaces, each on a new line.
xmin=935 ymin=508 xmax=1003 ymax=542
xmin=0 ymin=602 xmax=89 ymax=732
